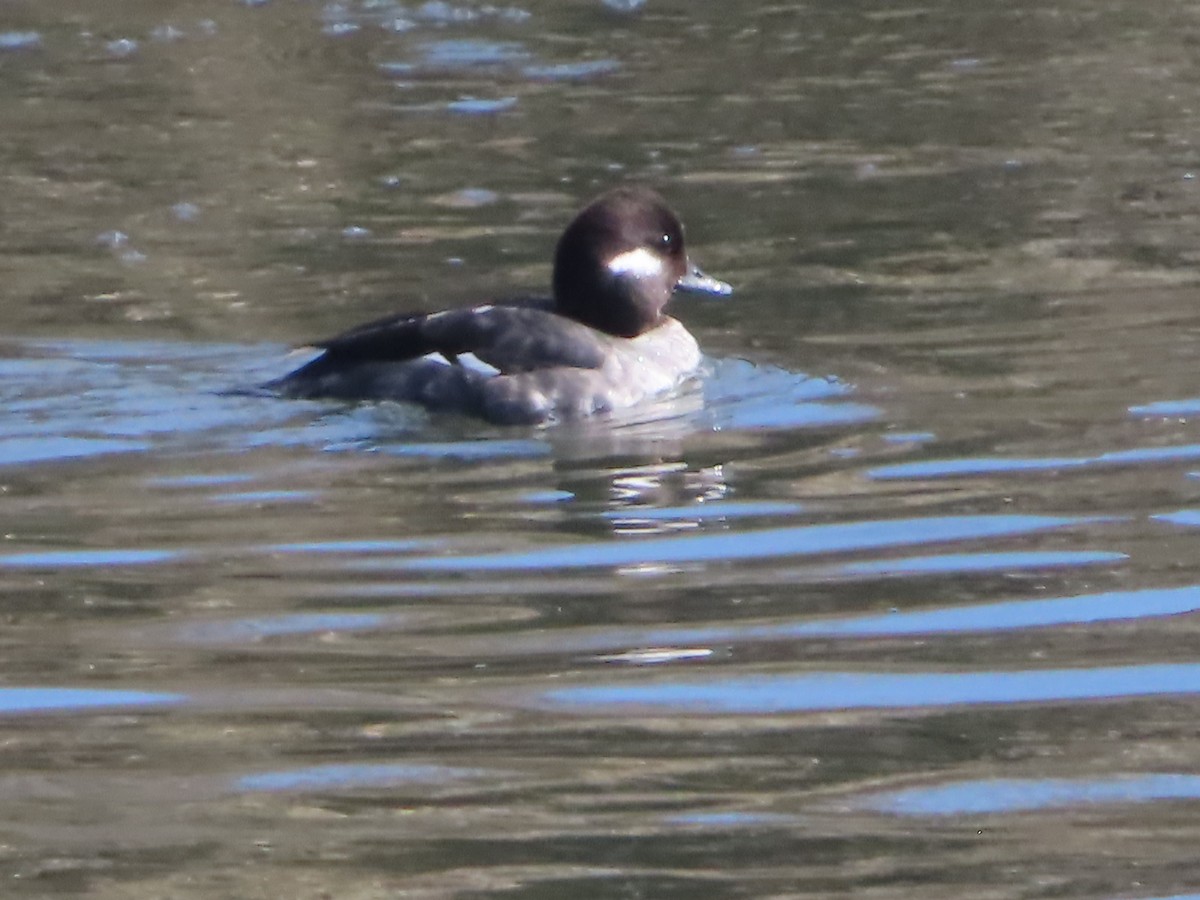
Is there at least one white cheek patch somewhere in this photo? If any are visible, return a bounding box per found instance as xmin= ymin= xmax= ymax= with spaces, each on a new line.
xmin=607 ymin=247 xmax=665 ymax=279
xmin=424 ymin=352 xmax=453 ymax=367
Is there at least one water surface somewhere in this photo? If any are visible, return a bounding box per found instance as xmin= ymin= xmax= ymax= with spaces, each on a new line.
xmin=4 ymin=0 xmax=1200 ymax=897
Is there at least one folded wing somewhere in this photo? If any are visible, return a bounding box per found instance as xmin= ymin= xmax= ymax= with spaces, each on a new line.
xmin=293 ymin=301 xmax=608 ymax=380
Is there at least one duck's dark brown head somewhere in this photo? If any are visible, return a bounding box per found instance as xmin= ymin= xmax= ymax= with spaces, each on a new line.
xmin=552 ymin=187 xmax=730 ymax=338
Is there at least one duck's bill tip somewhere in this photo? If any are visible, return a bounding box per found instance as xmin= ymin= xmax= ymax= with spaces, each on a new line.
xmin=676 ymin=264 xmax=733 ymax=297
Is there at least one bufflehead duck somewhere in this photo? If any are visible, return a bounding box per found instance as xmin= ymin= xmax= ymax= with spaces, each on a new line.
xmin=266 ymin=186 xmax=731 ymax=424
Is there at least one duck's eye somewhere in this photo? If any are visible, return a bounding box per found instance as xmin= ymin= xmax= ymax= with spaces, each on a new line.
xmin=659 ymin=232 xmax=674 ymax=249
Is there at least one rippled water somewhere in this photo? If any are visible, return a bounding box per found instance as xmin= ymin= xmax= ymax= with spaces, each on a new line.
xmin=6 ymin=0 xmax=1200 ymax=897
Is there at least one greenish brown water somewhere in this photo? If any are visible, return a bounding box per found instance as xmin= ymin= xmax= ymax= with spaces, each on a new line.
xmin=4 ymin=1 xmax=1200 ymax=897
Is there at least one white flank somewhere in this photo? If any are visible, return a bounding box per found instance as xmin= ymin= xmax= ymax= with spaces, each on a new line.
xmin=606 ymin=246 xmax=664 ymax=279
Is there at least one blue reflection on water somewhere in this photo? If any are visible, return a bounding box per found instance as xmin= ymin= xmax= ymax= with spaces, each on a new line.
xmin=780 ymin=582 xmax=1195 ymax=636
xmin=1130 ymin=398 xmax=1200 ymax=417
xmin=520 ymin=580 xmax=1188 ymax=658
xmin=211 ymin=490 xmax=317 ymax=504
xmin=1153 ymin=509 xmax=1200 ymax=528
xmin=522 ymin=60 xmax=620 ymax=80
xmin=0 ymin=436 xmax=148 ymax=466
xmin=149 ymin=473 xmax=258 ymax=488
xmin=833 ymin=549 xmax=1124 ymax=577
xmin=871 ymin=444 xmax=1200 ymax=480
xmin=0 ymin=30 xmax=42 ymax=50
xmin=0 ymin=687 xmax=184 ymax=714
xmin=417 ymin=38 xmax=530 ymax=67
xmin=2 ymin=341 xmax=342 ymax=465
xmin=541 ymin=663 xmax=1200 ymax=714
xmin=236 ymin=762 xmax=486 ymax=792
xmin=860 ymin=773 xmax=1200 ymax=816
xmin=702 ymin=358 xmax=876 ymax=430
xmin=393 ymin=514 xmax=1105 ymax=572
xmin=2 ymin=340 xmax=875 ymax=472
xmin=0 ymin=548 xmax=180 ymax=568
xmin=445 ymin=96 xmax=519 ymax=114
